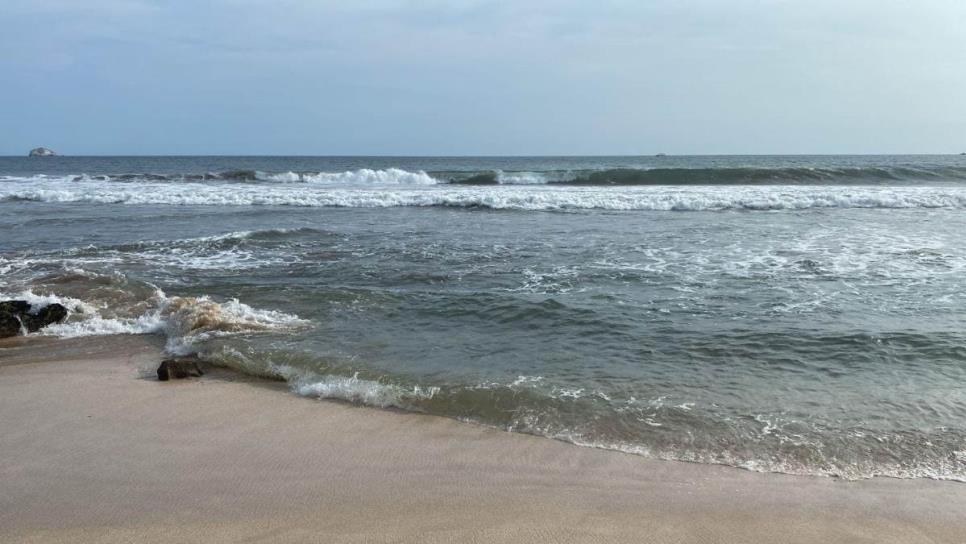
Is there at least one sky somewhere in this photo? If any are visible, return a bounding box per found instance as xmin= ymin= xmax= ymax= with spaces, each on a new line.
xmin=2 ymin=0 xmax=965 ymax=155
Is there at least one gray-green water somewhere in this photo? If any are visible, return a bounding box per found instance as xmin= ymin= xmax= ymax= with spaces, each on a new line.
xmin=3 ymin=155 xmax=966 ymax=480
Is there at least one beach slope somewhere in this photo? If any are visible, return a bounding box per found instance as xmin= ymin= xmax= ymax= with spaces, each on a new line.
xmin=2 ymin=335 xmax=964 ymax=543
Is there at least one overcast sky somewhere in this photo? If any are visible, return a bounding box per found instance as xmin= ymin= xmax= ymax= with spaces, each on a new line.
xmin=2 ymin=0 xmax=965 ymax=155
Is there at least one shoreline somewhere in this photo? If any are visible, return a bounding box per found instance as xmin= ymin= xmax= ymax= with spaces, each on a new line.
xmin=2 ymin=334 xmax=966 ymax=543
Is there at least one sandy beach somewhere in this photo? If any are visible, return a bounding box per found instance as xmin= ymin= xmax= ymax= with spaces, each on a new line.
xmin=2 ymin=335 xmax=965 ymax=544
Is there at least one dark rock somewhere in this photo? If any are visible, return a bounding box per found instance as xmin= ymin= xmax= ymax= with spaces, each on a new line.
xmin=157 ymin=359 xmax=205 ymax=381
xmin=0 ymin=312 xmax=23 ymax=338
xmin=22 ymin=303 xmax=69 ymax=332
xmin=0 ymin=301 xmax=31 ymax=338
xmin=0 ymin=300 xmax=69 ymax=338
xmin=28 ymin=147 xmax=57 ymax=157
xmin=0 ymin=300 xmax=32 ymax=314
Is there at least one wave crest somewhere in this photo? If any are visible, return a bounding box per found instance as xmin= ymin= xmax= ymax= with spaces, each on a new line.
xmin=256 ymin=168 xmax=439 ymax=185
xmin=8 ymin=164 xmax=966 ymax=187
xmin=3 ymin=286 xmax=307 ymax=356
xmin=7 ymin=183 xmax=966 ymax=211
xmin=158 ymin=295 xmax=308 ymax=355
xmin=555 ymin=166 xmax=966 ymax=185
xmin=1 ymin=168 xmax=440 ymax=185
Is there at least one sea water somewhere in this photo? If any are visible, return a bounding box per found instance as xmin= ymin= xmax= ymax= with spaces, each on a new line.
xmin=3 ymin=155 xmax=966 ymax=481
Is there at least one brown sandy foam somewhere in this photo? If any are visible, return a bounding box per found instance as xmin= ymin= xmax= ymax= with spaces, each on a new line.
xmin=1 ymin=334 xmax=965 ymax=543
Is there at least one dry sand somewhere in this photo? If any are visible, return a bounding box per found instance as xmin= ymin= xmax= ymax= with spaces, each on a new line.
xmin=2 ymin=335 xmax=965 ymax=543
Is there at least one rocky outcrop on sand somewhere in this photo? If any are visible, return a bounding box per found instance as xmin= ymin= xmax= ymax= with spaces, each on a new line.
xmin=157 ymin=359 xmax=205 ymax=381
xmin=0 ymin=300 xmax=69 ymax=338
xmin=28 ymin=147 xmax=57 ymax=157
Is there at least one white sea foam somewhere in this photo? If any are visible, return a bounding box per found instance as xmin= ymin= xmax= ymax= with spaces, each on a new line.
xmin=292 ymin=372 xmax=440 ymax=408
xmin=203 ymin=348 xmax=440 ymax=409
xmin=156 ymin=295 xmax=309 ymax=355
xmin=1 ymin=169 xmax=441 ymax=185
xmin=0 ymin=290 xmax=99 ymax=317
xmin=495 ymin=171 xmax=551 ymax=184
xmin=23 ymin=229 xmax=310 ymax=273
xmin=0 ymin=288 xmax=161 ymax=337
xmin=510 ymin=375 xmax=545 ymax=387
xmin=501 ymin=417 xmax=966 ymax=482
xmin=256 ymin=171 xmax=303 ymax=183
xmin=6 ymin=178 xmax=966 ymax=211
xmin=4 ymin=287 xmax=307 ymax=355
xmin=256 ymin=168 xmax=439 ymax=185
xmin=40 ymin=313 xmax=165 ymax=338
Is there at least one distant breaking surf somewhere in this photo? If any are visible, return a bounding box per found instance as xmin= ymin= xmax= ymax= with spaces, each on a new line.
xmin=6 ymin=164 xmax=966 ymax=187
xmin=4 ymin=177 xmax=966 ymax=211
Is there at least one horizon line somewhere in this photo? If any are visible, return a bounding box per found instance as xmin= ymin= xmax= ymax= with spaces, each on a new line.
xmin=4 ymin=152 xmax=966 ymax=158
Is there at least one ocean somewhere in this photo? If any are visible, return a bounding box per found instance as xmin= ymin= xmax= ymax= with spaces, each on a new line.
xmin=2 ymin=155 xmax=966 ymax=481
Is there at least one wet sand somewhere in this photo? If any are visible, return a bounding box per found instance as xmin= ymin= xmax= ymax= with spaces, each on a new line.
xmin=2 ymin=335 xmax=965 ymax=543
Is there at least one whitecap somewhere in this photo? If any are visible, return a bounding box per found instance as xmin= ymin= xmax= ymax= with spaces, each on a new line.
xmin=7 ymin=181 xmax=966 ymax=211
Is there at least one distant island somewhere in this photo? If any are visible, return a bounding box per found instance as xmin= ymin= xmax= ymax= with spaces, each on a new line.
xmin=28 ymin=147 xmax=57 ymax=157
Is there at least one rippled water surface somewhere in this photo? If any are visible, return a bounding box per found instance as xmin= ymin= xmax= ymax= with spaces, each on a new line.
xmin=3 ymin=155 xmax=966 ymax=480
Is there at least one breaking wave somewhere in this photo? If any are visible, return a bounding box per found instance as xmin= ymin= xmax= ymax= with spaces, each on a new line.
xmin=0 ymin=168 xmax=441 ymax=185
xmin=6 ymin=165 xmax=966 ymax=187
xmin=1 ymin=287 xmax=308 ymax=356
xmin=5 ymin=181 xmax=966 ymax=211
xmin=157 ymin=295 xmax=309 ymax=355
xmin=552 ymin=166 xmax=966 ymax=185
xmin=255 ymin=168 xmax=439 ymax=185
